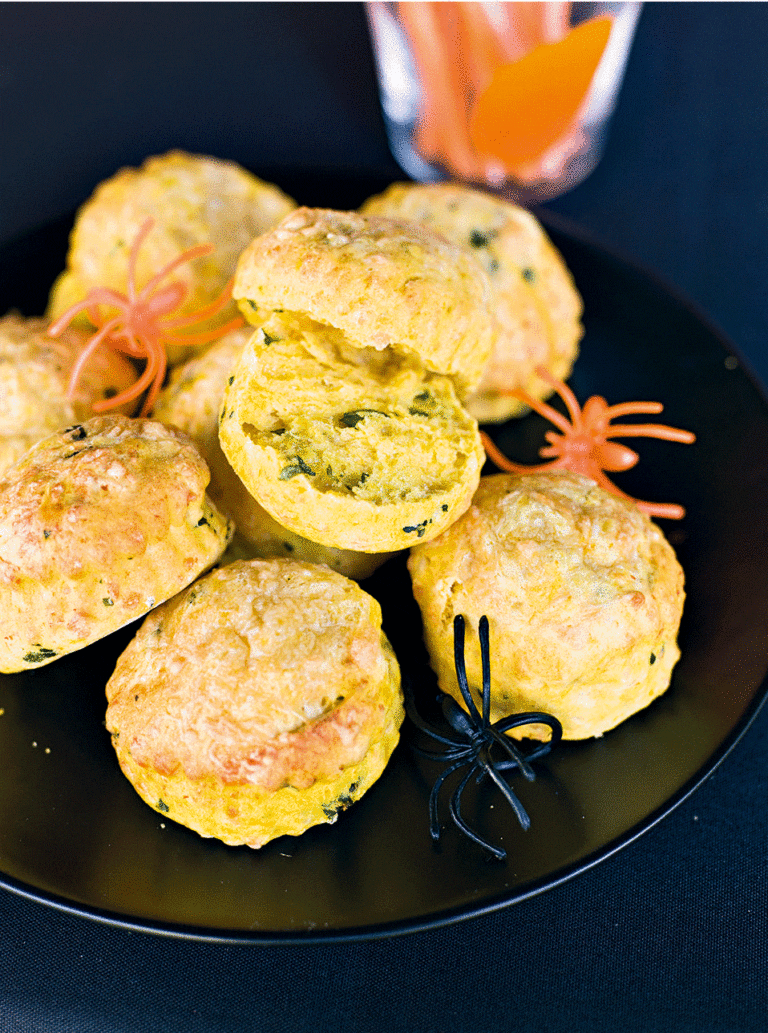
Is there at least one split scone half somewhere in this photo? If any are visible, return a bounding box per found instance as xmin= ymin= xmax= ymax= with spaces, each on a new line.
xmin=361 ymin=182 xmax=583 ymax=423
xmin=0 ymin=414 xmax=232 ymax=673
xmin=152 ymin=327 xmax=394 ymax=579
xmin=47 ymin=150 xmax=296 ymax=361
xmin=0 ymin=312 xmax=137 ymax=474
xmin=219 ymin=207 xmax=492 ymax=554
xmin=105 ymin=558 xmax=404 ymax=849
xmin=408 ymin=471 xmax=685 ymax=740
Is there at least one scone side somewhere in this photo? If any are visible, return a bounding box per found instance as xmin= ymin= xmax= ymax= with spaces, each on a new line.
xmin=0 ymin=416 xmax=233 ymax=673
xmin=408 ymin=472 xmax=686 ymax=740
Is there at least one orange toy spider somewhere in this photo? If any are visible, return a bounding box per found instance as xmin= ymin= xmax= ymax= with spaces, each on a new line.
xmin=48 ymin=217 xmax=243 ymax=417
xmin=481 ymin=366 xmax=696 ymax=519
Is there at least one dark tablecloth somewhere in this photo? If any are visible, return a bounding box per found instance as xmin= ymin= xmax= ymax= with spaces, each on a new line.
xmin=0 ymin=4 xmax=766 ymax=1031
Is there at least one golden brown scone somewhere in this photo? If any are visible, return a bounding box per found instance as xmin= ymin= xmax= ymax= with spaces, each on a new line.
xmin=0 ymin=414 xmax=232 ymax=673
xmin=361 ymin=182 xmax=583 ymax=422
xmin=221 ymin=206 xmax=491 ymax=553
xmin=152 ymin=328 xmax=395 ymax=579
xmin=408 ymin=471 xmax=685 ymax=740
xmin=105 ymin=558 xmax=404 ymax=849
xmin=232 ymin=206 xmax=494 ymax=398
xmin=47 ymin=151 xmax=296 ymax=361
xmin=219 ymin=313 xmax=485 ymax=553
xmin=0 ymin=312 xmax=137 ymax=474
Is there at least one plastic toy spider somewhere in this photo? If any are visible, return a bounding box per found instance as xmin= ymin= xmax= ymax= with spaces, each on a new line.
xmin=481 ymin=365 xmax=696 ymax=520
xmin=48 ymin=217 xmax=243 ymax=417
xmin=405 ymin=613 xmax=562 ymax=861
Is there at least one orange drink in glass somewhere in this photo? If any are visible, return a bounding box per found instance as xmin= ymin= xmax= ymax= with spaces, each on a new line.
xmin=366 ymin=1 xmax=642 ymax=203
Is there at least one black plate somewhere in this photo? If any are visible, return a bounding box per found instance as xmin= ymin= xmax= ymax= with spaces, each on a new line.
xmin=1 ymin=173 xmax=767 ymax=944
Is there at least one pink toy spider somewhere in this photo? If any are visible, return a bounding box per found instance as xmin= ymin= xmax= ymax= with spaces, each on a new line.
xmin=481 ymin=366 xmax=696 ymax=519
xmin=48 ymin=217 xmax=243 ymax=417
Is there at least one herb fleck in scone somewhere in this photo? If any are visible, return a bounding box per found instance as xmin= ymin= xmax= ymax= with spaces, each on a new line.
xmin=408 ymin=472 xmax=685 ymax=740
xmin=220 ymin=207 xmax=491 ymax=553
xmin=105 ymin=558 xmax=403 ymax=849
xmin=361 ymin=182 xmax=583 ymax=423
xmin=0 ymin=414 xmax=232 ymax=673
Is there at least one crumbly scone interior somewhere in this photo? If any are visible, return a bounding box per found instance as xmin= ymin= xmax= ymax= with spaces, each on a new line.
xmin=152 ymin=329 xmax=395 ymax=579
xmin=223 ymin=310 xmax=481 ymax=509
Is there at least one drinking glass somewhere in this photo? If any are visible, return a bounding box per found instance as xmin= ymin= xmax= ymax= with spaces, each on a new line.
xmin=366 ymin=1 xmax=642 ymax=204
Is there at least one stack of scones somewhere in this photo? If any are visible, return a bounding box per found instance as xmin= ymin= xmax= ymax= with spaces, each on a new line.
xmin=0 ymin=153 xmax=685 ymax=850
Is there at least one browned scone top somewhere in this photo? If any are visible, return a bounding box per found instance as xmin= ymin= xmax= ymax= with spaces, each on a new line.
xmin=361 ymin=181 xmax=583 ymax=422
xmin=232 ymin=206 xmax=495 ymax=398
xmin=408 ymin=471 xmax=685 ymax=740
xmin=105 ymin=558 xmax=404 ymax=849
xmin=47 ymin=150 xmax=297 ymax=362
xmin=0 ymin=414 xmax=232 ymax=673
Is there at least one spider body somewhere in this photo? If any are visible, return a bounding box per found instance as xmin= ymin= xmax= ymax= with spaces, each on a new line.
xmin=405 ymin=613 xmax=562 ymax=860
xmin=48 ymin=218 xmax=242 ymax=417
xmin=481 ymin=365 xmax=695 ymax=519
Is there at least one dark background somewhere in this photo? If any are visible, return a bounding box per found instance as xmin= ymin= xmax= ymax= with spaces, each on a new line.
xmin=1 ymin=3 xmax=767 ymax=1031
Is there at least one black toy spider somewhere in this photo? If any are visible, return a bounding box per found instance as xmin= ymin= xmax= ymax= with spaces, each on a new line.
xmin=404 ymin=614 xmax=562 ymax=861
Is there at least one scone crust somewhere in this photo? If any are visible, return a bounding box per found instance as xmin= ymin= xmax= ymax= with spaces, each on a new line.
xmin=232 ymin=206 xmax=494 ymax=398
xmin=0 ymin=414 xmax=232 ymax=672
xmin=361 ymin=182 xmax=583 ymax=421
xmin=105 ymin=558 xmax=404 ymax=848
xmin=408 ymin=471 xmax=685 ymax=739
xmin=0 ymin=312 xmax=136 ymax=474
xmin=152 ymin=329 xmax=394 ymax=578
xmin=47 ymin=150 xmax=296 ymax=357
xmin=219 ymin=318 xmax=485 ymax=553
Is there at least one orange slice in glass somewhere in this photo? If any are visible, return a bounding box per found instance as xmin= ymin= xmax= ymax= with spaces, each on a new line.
xmin=469 ymin=15 xmax=614 ymax=175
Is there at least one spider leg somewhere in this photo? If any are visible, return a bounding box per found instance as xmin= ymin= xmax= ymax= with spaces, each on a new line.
xmin=126 ymin=218 xmax=158 ymax=302
xmin=160 ymin=277 xmax=237 ymax=328
xmin=449 ymin=764 xmax=507 ymax=861
xmin=604 ymin=422 xmax=696 ymax=444
xmin=49 ymin=291 xmax=127 ymax=337
xmin=65 ymin=317 xmax=122 ymax=402
xmin=476 ymin=746 xmax=532 ymax=831
xmin=480 ymin=431 xmax=562 ymax=474
xmin=485 ymin=727 xmax=537 ymax=781
xmin=494 ymin=712 xmax=564 ymax=762
xmin=478 ymin=614 xmax=491 ymax=726
xmin=533 ymin=365 xmax=584 ymax=429
xmin=137 ymin=242 xmax=214 ymax=302
xmin=412 ymin=742 xmax=472 ymax=763
xmin=453 ymin=615 xmax=482 ymax=724
xmin=588 ymin=469 xmax=687 ymax=520
xmin=603 ymin=400 xmax=664 ymax=419
xmin=428 ymin=759 xmax=469 ymax=842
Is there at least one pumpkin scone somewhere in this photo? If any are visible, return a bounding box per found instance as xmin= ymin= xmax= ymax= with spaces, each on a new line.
xmin=47 ymin=150 xmax=296 ymax=360
xmin=220 ymin=207 xmax=490 ymax=553
xmin=0 ymin=312 xmax=137 ymax=474
xmin=0 ymin=414 xmax=232 ymax=673
xmin=408 ymin=471 xmax=685 ymax=740
xmin=152 ymin=327 xmax=394 ymax=579
xmin=361 ymin=182 xmax=583 ymax=423
xmin=105 ymin=558 xmax=404 ymax=849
